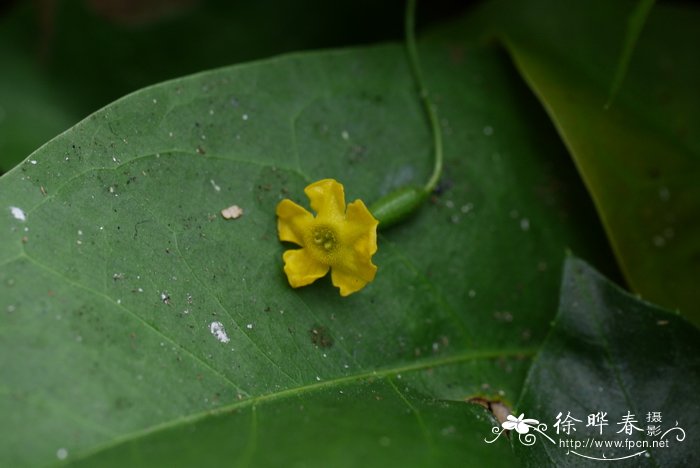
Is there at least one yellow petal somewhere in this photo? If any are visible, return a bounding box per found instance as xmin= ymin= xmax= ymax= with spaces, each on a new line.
xmin=344 ymin=199 xmax=378 ymax=256
xmin=283 ymin=249 xmax=330 ymax=288
xmin=331 ymin=259 xmax=377 ymax=296
xmin=276 ymin=199 xmax=313 ymax=246
xmin=304 ymin=179 xmax=345 ymax=221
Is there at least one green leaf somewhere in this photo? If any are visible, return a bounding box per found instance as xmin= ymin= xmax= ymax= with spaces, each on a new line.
xmin=1 ymin=40 xmax=615 ymax=466
xmin=514 ymin=256 xmax=699 ymax=467
xmin=464 ymin=0 xmax=700 ymax=324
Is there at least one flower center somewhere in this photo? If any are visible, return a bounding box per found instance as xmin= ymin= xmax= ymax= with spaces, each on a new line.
xmin=311 ymin=225 xmax=338 ymax=253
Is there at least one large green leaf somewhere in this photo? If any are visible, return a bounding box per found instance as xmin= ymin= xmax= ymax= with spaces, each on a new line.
xmin=461 ymin=0 xmax=700 ymax=324
xmin=0 ymin=40 xmax=616 ymax=467
xmin=513 ymin=256 xmax=699 ymax=467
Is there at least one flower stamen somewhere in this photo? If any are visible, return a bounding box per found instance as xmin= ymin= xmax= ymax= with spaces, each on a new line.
xmin=311 ymin=226 xmax=337 ymax=252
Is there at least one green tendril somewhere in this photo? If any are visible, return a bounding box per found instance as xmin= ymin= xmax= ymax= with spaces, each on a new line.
xmin=405 ymin=0 xmax=444 ymax=195
xmin=370 ymin=0 xmax=444 ymax=229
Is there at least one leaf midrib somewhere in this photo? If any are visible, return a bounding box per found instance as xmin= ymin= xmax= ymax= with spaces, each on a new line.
xmin=67 ymin=344 xmax=535 ymax=465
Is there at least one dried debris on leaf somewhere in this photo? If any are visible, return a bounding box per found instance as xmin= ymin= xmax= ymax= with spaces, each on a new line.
xmin=221 ymin=204 xmax=244 ymax=220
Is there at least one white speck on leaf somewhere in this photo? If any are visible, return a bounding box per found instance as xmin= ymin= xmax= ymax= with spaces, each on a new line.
xmin=9 ymin=206 xmax=26 ymax=221
xmin=483 ymin=126 xmax=493 ymax=136
xmin=209 ymin=321 xmax=230 ymax=343
xmin=221 ymin=205 xmax=244 ymax=219
xmin=341 ymin=130 xmax=350 ymax=140
xmin=210 ymin=179 xmax=221 ymax=192
xmin=246 ymin=323 xmax=254 ymax=329
xmin=520 ymin=218 xmax=530 ymax=231
xmin=56 ymin=448 xmax=68 ymax=460
xmin=29 ymin=160 xmax=37 ymax=165
xmin=242 ymin=114 xmax=249 ymax=120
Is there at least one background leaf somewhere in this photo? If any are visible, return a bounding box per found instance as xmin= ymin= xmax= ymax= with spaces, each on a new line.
xmin=0 ymin=32 xmax=616 ymax=466
xmin=0 ymin=0 xmax=410 ymax=173
xmin=460 ymin=0 xmax=700 ymax=324
xmin=515 ymin=256 xmax=699 ymax=467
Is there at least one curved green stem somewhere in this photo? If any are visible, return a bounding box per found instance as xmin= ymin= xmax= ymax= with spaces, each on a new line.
xmin=406 ymin=0 xmax=444 ymax=194
xmin=369 ymin=0 xmax=444 ymax=229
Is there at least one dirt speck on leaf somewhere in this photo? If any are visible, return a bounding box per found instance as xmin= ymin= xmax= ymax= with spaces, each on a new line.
xmin=209 ymin=321 xmax=230 ymax=343
xmin=310 ymin=325 xmax=333 ymax=348
xmin=9 ymin=206 xmax=26 ymax=221
xmin=221 ymin=205 xmax=244 ymax=220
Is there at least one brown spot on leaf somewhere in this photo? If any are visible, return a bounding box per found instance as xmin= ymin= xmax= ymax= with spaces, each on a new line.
xmin=309 ymin=325 xmax=333 ymax=348
xmin=469 ymin=397 xmax=511 ymax=426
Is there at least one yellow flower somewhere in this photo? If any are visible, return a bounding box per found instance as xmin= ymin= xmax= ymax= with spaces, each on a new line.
xmin=276 ymin=179 xmax=378 ymax=296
